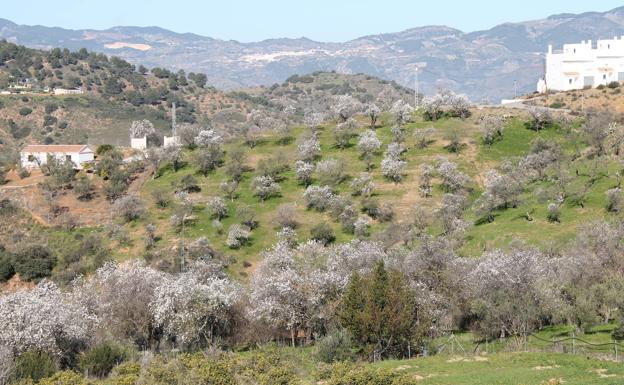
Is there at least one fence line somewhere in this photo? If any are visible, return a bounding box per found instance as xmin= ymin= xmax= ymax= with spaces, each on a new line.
xmin=434 ymin=332 xmax=623 ymax=361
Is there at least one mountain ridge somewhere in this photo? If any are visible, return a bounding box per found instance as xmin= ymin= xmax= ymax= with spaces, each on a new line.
xmin=2 ymin=7 xmax=624 ymax=99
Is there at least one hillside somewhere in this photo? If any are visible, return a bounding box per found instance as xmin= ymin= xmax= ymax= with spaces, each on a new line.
xmin=2 ymin=96 xmax=617 ymax=279
xmin=0 ymin=41 xmax=411 ymax=147
xmin=2 ymin=7 xmax=624 ymax=99
xmin=4 ymin=71 xmax=624 ymax=385
xmin=528 ymin=83 xmax=624 ymax=114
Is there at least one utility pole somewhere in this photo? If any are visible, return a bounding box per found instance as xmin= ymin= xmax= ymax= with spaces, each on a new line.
xmin=514 ymin=80 xmax=518 ymax=99
xmin=414 ymin=67 xmax=420 ymax=108
xmin=171 ymin=102 xmax=177 ymax=137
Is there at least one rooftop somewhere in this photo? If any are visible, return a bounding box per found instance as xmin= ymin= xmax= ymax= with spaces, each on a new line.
xmin=22 ymin=144 xmax=93 ymax=153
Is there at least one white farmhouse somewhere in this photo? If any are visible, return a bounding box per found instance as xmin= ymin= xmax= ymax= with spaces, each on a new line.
xmin=538 ymin=37 xmax=624 ymax=93
xmin=53 ymin=87 xmax=84 ymax=95
xmin=21 ymin=144 xmax=95 ymax=170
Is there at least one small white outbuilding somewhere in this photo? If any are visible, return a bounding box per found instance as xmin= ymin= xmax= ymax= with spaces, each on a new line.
xmin=20 ymin=144 xmax=95 ymax=170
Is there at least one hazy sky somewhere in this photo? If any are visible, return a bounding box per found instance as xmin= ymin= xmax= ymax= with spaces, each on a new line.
xmin=3 ymin=0 xmax=624 ymax=42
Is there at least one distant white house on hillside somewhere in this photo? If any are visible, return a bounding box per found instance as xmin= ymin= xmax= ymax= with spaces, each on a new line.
xmin=20 ymin=144 xmax=95 ymax=170
xmin=537 ymin=37 xmax=624 ymax=93
xmin=53 ymin=87 xmax=83 ymax=95
xmin=130 ymin=136 xmax=147 ymax=150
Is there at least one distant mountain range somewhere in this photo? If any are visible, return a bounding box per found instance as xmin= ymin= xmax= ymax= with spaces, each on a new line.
xmin=2 ymin=6 xmax=624 ymax=100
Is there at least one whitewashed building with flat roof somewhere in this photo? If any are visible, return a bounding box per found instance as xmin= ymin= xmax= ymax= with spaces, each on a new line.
xmin=20 ymin=144 xmax=95 ymax=169
xmin=538 ymin=37 xmax=624 ymax=93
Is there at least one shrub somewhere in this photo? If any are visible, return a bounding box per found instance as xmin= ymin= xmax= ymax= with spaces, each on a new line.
xmin=547 ymin=203 xmax=561 ymax=223
xmin=339 ymin=205 xmax=358 ymax=233
xmin=12 ymin=244 xmax=56 ymax=281
xmin=207 ymin=196 xmax=228 ymax=219
xmin=96 ymin=144 xmax=114 ymax=155
xmin=314 ymin=329 xmax=355 ymax=363
xmin=275 ymin=203 xmax=298 ymax=229
xmin=613 ymin=321 xmax=624 ymax=341
xmin=74 ymin=174 xmax=93 ymax=200
xmin=361 ymin=198 xmax=379 ymax=218
xmin=179 ymin=174 xmax=200 ymax=193
xmin=608 ymin=81 xmax=620 ymax=89
xmin=152 ymin=189 xmax=170 ymax=208
xmin=19 ymin=107 xmax=33 ymax=116
xmin=606 ymin=188 xmax=623 ymax=212
xmin=114 ymin=195 xmax=145 ymax=222
xmin=18 ymin=167 xmax=31 ymax=179
xmin=0 ymin=246 xmax=14 ymax=282
xmin=376 ymin=201 xmax=394 ymax=222
xmin=236 ymin=205 xmax=258 ymax=229
xmin=380 ymin=156 xmax=406 ymax=183
xmin=79 ymin=342 xmax=127 ymax=378
xmin=316 ymin=158 xmax=346 ymax=186
xmin=38 ymin=371 xmax=89 ymax=385
xmin=350 ymin=173 xmax=375 ymax=197
xmin=226 ymin=224 xmax=251 ymax=249
xmin=43 ymin=115 xmax=57 ymax=127
xmin=319 ymin=363 xmax=412 ymax=385
xmin=44 ymin=103 xmax=58 ymax=114
xmin=11 ymin=350 xmax=57 ymax=383
xmin=252 ymin=175 xmax=280 ymax=201
xmin=311 ymin=222 xmax=335 ymax=245
xmin=295 ymin=160 xmax=314 ymax=186
xmin=353 ymin=217 xmax=370 ymax=239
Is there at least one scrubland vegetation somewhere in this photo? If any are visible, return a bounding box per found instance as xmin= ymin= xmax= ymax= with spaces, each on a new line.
xmin=3 ymin=42 xmax=624 ymax=385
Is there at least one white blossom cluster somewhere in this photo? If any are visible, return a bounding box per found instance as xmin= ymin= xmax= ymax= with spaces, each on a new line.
xmin=195 ymin=129 xmax=223 ymax=148
xmin=0 ymin=280 xmax=95 ymax=355
xmin=381 ymin=142 xmax=407 ymax=183
xmin=422 ymin=90 xmax=471 ymax=120
xmin=129 ymin=119 xmax=155 ymax=139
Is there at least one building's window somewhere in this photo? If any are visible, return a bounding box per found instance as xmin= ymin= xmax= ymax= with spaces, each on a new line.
xmin=569 ymin=79 xmax=573 ymax=84
xmin=27 ymin=155 xmax=35 ymax=162
xmin=608 ymin=44 xmax=611 ymax=49
xmin=66 ymin=155 xmax=72 ymax=161
xmin=604 ymin=74 xmax=607 ymax=80
xmin=573 ymin=48 xmax=576 ymax=53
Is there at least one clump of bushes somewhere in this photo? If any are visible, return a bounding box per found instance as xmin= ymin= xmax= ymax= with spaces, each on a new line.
xmin=19 ymin=107 xmax=33 ymax=116
xmin=311 ymin=222 xmax=335 ymax=245
xmin=12 ymin=244 xmax=56 ymax=281
xmin=314 ymin=328 xmax=355 ymax=363
xmin=79 ymin=342 xmax=127 ymax=378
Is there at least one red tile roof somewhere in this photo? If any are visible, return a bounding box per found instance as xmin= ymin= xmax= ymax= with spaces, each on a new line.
xmin=22 ymin=145 xmax=93 ymax=154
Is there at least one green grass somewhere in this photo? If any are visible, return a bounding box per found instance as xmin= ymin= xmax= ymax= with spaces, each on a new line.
xmin=366 ymin=352 xmax=624 ymax=385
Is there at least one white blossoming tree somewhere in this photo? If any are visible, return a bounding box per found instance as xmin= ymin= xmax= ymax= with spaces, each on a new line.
xmin=0 ymin=281 xmax=95 ymax=355
xmin=357 ymin=130 xmax=382 ymax=170
xmin=150 ymin=262 xmax=240 ymax=346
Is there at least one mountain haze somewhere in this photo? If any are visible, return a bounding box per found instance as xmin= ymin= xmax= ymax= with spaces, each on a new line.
xmin=2 ymin=6 xmax=624 ymax=100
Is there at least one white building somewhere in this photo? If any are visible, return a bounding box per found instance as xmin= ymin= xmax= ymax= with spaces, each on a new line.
xmin=21 ymin=144 xmax=95 ymax=170
xmin=538 ymin=37 xmax=624 ymax=93
xmin=163 ymin=135 xmax=180 ymax=147
xmin=53 ymin=87 xmax=84 ymax=95
xmin=130 ymin=136 xmax=147 ymax=150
